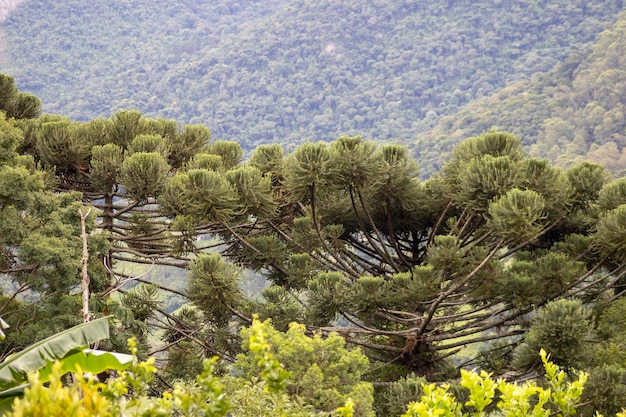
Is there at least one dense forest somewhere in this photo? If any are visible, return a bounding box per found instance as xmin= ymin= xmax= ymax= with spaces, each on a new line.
xmin=417 ymin=10 xmax=626 ymax=176
xmin=1 ymin=0 xmax=624 ymax=158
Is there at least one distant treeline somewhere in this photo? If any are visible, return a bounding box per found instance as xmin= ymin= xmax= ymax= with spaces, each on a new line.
xmin=2 ymin=0 xmax=623 ymax=167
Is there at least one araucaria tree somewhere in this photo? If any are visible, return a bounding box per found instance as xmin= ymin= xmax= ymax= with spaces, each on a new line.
xmin=7 ymin=72 xmax=626 ymax=381
xmin=12 ymin=107 xmax=218 ymax=354
xmin=17 ymin=109 xmax=212 ymax=268
xmin=162 ymin=131 xmax=625 ymax=377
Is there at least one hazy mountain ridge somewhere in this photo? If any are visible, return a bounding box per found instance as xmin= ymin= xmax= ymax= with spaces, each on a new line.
xmin=1 ymin=0 xmax=624 ymax=159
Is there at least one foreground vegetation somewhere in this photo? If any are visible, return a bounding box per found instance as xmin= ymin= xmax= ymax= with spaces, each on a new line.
xmin=0 ymin=318 xmax=606 ymax=417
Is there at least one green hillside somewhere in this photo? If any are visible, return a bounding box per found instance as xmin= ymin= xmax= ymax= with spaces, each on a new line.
xmin=2 ymin=0 xmax=623 ymax=154
xmin=416 ymin=11 xmax=626 ymax=176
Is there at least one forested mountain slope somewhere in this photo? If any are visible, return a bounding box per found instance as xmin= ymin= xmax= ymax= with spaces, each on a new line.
xmin=0 ymin=1 xmax=25 ymax=23
xmin=417 ymin=10 xmax=626 ymax=176
xmin=1 ymin=0 xmax=623 ymax=154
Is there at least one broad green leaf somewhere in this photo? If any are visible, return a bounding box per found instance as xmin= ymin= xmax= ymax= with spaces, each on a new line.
xmin=0 ymin=317 xmax=111 ymax=387
xmin=35 ymin=349 xmax=133 ymax=382
xmin=0 ymin=348 xmax=133 ymax=415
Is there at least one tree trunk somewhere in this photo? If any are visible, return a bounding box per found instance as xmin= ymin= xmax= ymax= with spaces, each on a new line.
xmin=79 ymin=208 xmax=92 ymax=323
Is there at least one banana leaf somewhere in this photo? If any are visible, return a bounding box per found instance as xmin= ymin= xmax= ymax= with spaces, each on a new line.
xmin=36 ymin=348 xmax=133 ymax=381
xmin=0 ymin=348 xmax=133 ymax=398
xmin=0 ymin=317 xmax=134 ymax=416
xmin=0 ymin=317 xmax=112 ymax=386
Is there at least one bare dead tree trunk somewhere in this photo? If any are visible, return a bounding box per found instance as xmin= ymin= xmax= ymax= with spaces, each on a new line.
xmin=79 ymin=207 xmax=92 ymax=323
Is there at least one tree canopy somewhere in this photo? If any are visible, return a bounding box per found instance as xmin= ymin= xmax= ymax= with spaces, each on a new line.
xmin=8 ymin=92 xmax=626 ymax=384
xmin=4 ymin=65 xmax=626 ymax=413
xmin=152 ymin=130 xmax=624 ymax=381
